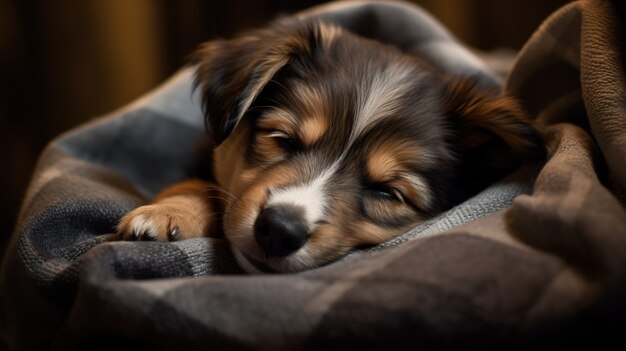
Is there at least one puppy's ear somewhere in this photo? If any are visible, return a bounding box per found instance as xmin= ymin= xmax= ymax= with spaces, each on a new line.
xmin=192 ymin=24 xmax=312 ymax=146
xmin=443 ymin=78 xmax=546 ymax=191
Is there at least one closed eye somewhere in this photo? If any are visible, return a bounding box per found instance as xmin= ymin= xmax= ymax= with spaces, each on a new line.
xmin=266 ymin=130 xmax=300 ymax=152
xmin=366 ymin=184 xmax=405 ymax=203
xmin=267 ymin=130 xmax=291 ymax=138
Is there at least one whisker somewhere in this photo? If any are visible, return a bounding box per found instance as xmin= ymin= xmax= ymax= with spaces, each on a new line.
xmin=269 ymin=79 xmax=289 ymax=94
xmin=203 ymin=186 xmax=239 ymax=202
xmin=265 ymin=97 xmax=282 ymax=106
xmin=201 ymin=197 xmax=231 ymax=204
xmin=199 ymin=209 xmax=226 ymax=217
xmin=248 ymin=105 xmax=276 ymax=112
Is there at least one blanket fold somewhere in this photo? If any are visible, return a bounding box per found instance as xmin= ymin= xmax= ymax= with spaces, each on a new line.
xmin=2 ymin=1 xmax=625 ymax=349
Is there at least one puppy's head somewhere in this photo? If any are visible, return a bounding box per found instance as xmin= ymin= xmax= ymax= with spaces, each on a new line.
xmin=194 ymin=20 xmax=544 ymax=273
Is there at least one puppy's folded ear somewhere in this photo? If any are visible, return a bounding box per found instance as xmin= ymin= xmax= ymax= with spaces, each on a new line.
xmin=192 ymin=23 xmax=313 ymax=146
xmin=443 ymin=78 xmax=546 ymax=193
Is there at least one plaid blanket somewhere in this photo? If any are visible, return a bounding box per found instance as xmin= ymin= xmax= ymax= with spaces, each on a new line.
xmin=2 ymin=0 xmax=625 ymax=349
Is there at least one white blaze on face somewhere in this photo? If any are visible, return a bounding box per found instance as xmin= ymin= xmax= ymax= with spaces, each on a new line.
xmin=351 ymin=61 xmax=417 ymax=144
xmin=265 ymin=165 xmax=337 ymax=228
xmin=263 ymin=64 xmax=417 ymax=231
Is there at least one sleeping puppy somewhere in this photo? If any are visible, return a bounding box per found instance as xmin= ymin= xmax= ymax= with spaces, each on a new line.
xmin=116 ymin=19 xmax=544 ymax=273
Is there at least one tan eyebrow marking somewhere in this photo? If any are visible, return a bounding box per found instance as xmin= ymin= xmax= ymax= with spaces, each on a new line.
xmin=367 ymin=140 xmax=423 ymax=181
xmin=270 ymin=83 xmax=329 ymax=146
xmin=300 ymin=116 xmax=327 ymax=146
xmin=368 ymin=149 xmax=398 ymax=181
xmin=367 ymin=142 xmax=433 ymax=209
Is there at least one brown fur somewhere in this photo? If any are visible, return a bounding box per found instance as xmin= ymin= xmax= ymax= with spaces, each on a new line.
xmin=443 ymin=78 xmax=544 ymax=158
xmin=116 ymin=20 xmax=545 ymax=273
xmin=117 ymin=179 xmax=222 ymax=241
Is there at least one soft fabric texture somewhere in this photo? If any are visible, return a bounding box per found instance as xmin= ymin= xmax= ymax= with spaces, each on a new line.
xmin=2 ymin=1 xmax=625 ymax=349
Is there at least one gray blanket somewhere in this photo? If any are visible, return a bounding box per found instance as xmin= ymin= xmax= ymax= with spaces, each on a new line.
xmin=2 ymin=1 xmax=625 ymax=349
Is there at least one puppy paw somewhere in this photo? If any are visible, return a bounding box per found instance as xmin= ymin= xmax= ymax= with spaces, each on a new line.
xmin=116 ymin=204 xmax=209 ymax=241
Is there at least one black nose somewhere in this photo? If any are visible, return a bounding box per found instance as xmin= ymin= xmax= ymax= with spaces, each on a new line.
xmin=254 ymin=205 xmax=308 ymax=257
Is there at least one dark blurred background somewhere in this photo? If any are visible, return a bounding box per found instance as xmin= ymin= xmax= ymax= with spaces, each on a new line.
xmin=0 ymin=0 xmax=570 ymax=257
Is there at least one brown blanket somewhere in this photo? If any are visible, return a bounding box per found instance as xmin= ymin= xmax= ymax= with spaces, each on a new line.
xmin=503 ymin=0 xmax=626 ymax=344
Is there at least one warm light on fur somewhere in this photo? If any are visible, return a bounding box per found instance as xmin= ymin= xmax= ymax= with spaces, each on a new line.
xmin=116 ymin=19 xmax=545 ymax=273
